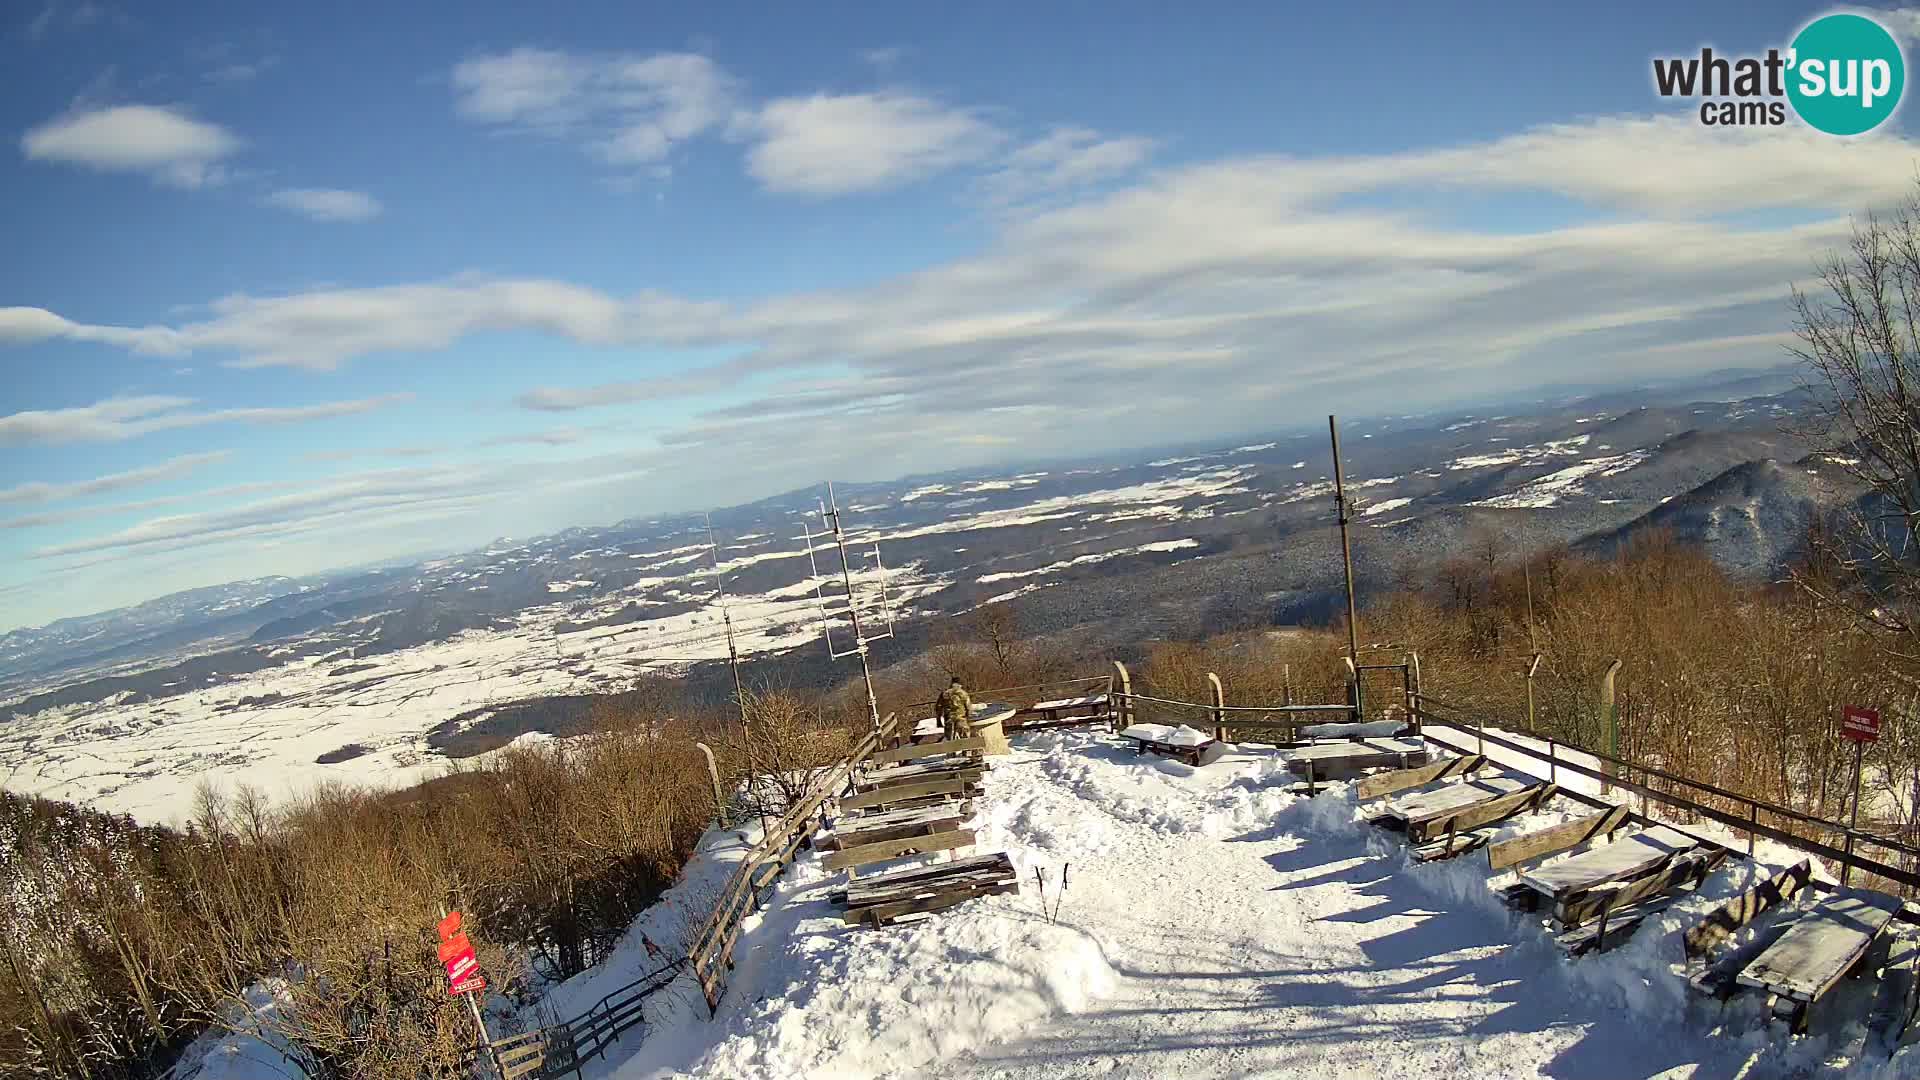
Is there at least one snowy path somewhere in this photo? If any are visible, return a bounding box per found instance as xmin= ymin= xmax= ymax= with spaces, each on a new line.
xmin=600 ymin=730 xmax=1919 ymax=1080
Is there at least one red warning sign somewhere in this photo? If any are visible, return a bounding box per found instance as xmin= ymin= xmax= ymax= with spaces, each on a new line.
xmin=1842 ymin=705 xmax=1881 ymax=743
xmin=437 ymin=911 xmax=486 ymax=996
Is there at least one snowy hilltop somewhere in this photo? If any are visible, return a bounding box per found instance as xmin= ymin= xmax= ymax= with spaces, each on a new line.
xmin=239 ymin=726 xmax=1917 ymax=1080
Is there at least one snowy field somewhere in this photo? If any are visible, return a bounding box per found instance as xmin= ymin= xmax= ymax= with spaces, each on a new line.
xmin=0 ymin=561 xmax=943 ymax=825
xmin=402 ymin=727 xmax=1920 ymax=1080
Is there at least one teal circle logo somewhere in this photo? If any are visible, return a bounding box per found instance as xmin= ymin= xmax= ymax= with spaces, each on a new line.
xmin=1788 ymin=13 xmax=1905 ymax=135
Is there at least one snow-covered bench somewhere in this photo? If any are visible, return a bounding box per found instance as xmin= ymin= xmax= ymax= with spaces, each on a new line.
xmin=1009 ymin=693 xmax=1112 ymax=731
xmin=1118 ymin=723 xmax=1223 ymax=767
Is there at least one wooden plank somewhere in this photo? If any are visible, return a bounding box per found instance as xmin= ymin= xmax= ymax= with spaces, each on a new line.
xmin=1408 ymin=782 xmax=1553 ymax=844
xmin=1488 ymin=805 xmax=1630 ymax=872
xmin=1561 ymin=847 xmax=1728 ymax=927
xmin=1355 ymin=754 xmax=1486 ymax=801
xmin=1411 ymin=829 xmax=1497 ymax=862
xmin=1388 ymin=775 xmax=1529 ymax=826
xmin=822 ymin=829 xmax=975 ymax=871
xmin=1684 ymin=859 xmax=1814 ymax=959
xmin=1521 ymin=826 xmax=1698 ymax=901
xmin=1287 ymin=740 xmax=1427 ymax=782
xmin=871 ymin=736 xmax=986 ymax=764
xmin=827 ymin=816 xmax=966 ymax=852
xmin=840 ymin=865 xmax=1019 ymax=908
xmin=820 ymin=804 xmax=971 ymax=851
xmin=1737 ymin=889 xmax=1905 ymax=1003
xmin=843 ymin=880 xmax=1021 ymax=926
xmin=836 ymin=852 xmax=1013 ymax=902
xmin=839 ymin=800 xmax=973 ymax=828
xmin=857 ymin=763 xmax=985 ymax=791
xmin=841 ymin=777 xmax=979 ymax=811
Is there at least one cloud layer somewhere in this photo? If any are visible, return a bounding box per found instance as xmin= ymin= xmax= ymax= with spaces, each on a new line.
xmin=21 ymin=104 xmax=241 ymax=188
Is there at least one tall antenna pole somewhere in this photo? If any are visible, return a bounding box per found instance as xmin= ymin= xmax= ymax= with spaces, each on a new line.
xmin=823 ymin=483 xmax=884 ymax=733
xmin=1329 ymin=415 xmax=1364 ymax=722
xmin=706 ymin=514 xmax=766 ymax=832
xmin=705 ymin=514 xmax=749 ymax=730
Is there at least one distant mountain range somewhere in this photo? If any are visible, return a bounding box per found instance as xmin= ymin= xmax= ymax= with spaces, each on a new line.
xmin=0 ymin=366 xmax=1874 ymax=820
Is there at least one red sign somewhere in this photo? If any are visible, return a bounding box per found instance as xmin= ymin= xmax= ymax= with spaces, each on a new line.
xmin=1843 ymin=705 xmax=1881 ymax=743
xmin=437 ymin=912 xmax=485 ymax=996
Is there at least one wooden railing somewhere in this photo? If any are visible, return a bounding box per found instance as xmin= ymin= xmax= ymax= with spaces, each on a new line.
xmin=686 ymin=712 xmax=901 ymax=1014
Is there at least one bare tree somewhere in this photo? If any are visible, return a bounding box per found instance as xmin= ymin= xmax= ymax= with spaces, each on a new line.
xmin=1792 ymin=182 xmax=1920 ymax=666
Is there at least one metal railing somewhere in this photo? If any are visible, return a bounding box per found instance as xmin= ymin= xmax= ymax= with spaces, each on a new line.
xmin=1414 ymin=694 xmax=1920 ymax=895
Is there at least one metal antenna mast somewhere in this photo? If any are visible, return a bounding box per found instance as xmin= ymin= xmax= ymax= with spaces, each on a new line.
xmin=1329 ymin=415 xmax=1364 ymax=722
xmin=705 ymin=513 xmax=749 ymax=729
xmin=802 ymin=482 xmax=894 ymax=732
xmin=705 ymin=513 xmax=767 ymax=832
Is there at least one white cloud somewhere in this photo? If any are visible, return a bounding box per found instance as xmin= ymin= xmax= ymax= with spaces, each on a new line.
xmin=742 ymin=91 xmax=1005 ymax=195
xmin=266 ymin=187 xmax=383 ymax=222
xmin=0 ymin=451 xmax=230 ymax=506
xmin=452 ymin=48 xmax=737 ymax=167
xmin=983 ymin=126 xmax=1156 ymax=205
xmin=20 ymin=104 xmax=240 ymax=188
xmin=0 ymin=393 xmax=409 ymax=445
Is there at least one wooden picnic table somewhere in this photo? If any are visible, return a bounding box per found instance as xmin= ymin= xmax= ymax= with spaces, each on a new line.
xmin=1520 ymin=825 xmax=1697 ymax=910
xmin=1119 ymin=723 xmax=1218 ymax=766
xmin=837 ymin=849 xmax=1021 ymax=907
xmin=1287 ymin=738 xmax=1427 ymax=781
xmin=1737 ymin=889 xmax=1904 ymax=1006
xmin=819 ymin=801 xmax=973 ymax=851
xmin=855 ymin=759 xmax=984 ymax=791
xmin=1011 ymin=694 xmax=1111 ymax=730
xmin=1386 ymin=775 xmax=1529 ymax=827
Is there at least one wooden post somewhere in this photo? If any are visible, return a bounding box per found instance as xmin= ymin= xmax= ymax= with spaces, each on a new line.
xmin=1207 ymin=672 xmax=1226 ymax=743
xmin=1283 ymin=663 xmax=1294 ymax=706
xmin=1343 ymin=656 xmax=1360 ymax=724
xmin=1846 ymin=737 xmax=1865 ymax=886
xmin=1112 ymin=661 xmax=1133 ymax=733
xmin=1408 ymin=651 xmax=1422 ymax=734
xmin=1306 ymin=758 xmax=1316 ymax=797
xmin=1548 ymin=740 xmax=1556 ymax=786
xmin=1598 ymin=660 xmax=1622 ymax=794
xmin=694 ymin=742 xmax=726 ymax=823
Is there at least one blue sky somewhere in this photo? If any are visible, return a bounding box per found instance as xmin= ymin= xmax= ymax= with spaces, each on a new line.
xmin=3 ymin=1 xmax=1918 ymax=631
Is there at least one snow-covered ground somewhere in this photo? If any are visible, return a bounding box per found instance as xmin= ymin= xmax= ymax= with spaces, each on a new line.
xmin=0 ymin=561 xmax=943 ymax=825
xmin=532 ymin=728 xmax=1920 ymax=1080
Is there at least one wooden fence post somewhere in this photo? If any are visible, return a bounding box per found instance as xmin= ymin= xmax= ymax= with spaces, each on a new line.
xmin=1342 ymin=656 xmax=1360 ymax=722
xmin=694 ymin=742 xmax=726 ymax=823
xmin=1112 ymin=661 xmax=1133 ymax=733
xmin=1207 ymin=672 xmax=1226 ymax=742
xmin=1598 ymin=660 xmax=1623 ymax=795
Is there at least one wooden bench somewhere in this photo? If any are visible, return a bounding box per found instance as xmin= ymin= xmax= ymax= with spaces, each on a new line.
xmin=1009 ymin=694 xmax=1112 ymax=731
xmin=854 ymin=759 xmax=986 ymax=793
xmin=1736 ymin=888 xmax=1905 ymax=1032
xmin=832 ymin=852 xmax=1021 ymax=929
xmin=1287 ymin=738 xmax=1427 ymax=783
xmin=1118 ymin=723 xmax=1219 ymax=766
xmin=1516 ymin=825 xmax=1699 ymax=922
xmin=818 ymin=801 xmax=973 ymax=851
xmin=1381 ymin=775 xmax=1551 ymax=847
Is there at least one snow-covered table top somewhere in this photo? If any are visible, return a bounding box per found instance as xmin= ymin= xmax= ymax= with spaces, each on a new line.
xmin=1119 ymin=723 xmax=1214 ymax=747
xmin=1299 ymin=719 xmax=1408 ymax=740
xmin=1029 ymin=694 xmax=1109 ymax=711
xmin=1521 ymin=825 xmax=1696 ymax=899
xmin=1288 ymin=738 xmax=1424 ymax=762
xmin=1737 ymin=889 xmax=1903 ymax=1002
xmin=1385 ymin=776 xmax=1529 ymax=825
